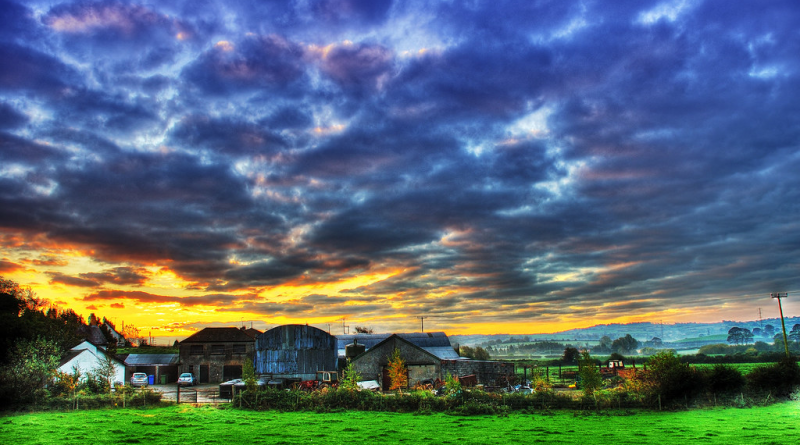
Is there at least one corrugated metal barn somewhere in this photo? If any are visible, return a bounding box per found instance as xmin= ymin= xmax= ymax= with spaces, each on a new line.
xmin=255 ymin=325 xmax=337 ymax=380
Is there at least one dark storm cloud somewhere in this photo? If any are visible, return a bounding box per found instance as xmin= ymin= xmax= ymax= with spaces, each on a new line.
xmin=79 ymin=267 xmax=150 ymax=286
xmin=3 ymin=0 xmax=800 ymax=327
xmin=82 ymin=289 xmax=256 ymax=306
xmin=316 ymin=42 xmax=394 ymax=95
xmin=0 ymin=103 xmax=28 ymax=129
xmin=181 ymin=34 xmax=306 ymax=95
xmin=48 ymin=272 xmax=97 ymax=287
xmin=168 ymin=115 xmax=288 ymax=156
xmin=0 ymin=44 xmax=77 ymax=94
xmin=0 ymin=132 xmax=66 ymax=163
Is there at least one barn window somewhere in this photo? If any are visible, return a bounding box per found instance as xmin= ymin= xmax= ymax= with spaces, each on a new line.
xmin=232 ymin=344 xmax=246 ymax=354
xmin=211 ymin=344 xmax=225 ymax=355
xmin=190 ymin=345 xmax=204 ymax=355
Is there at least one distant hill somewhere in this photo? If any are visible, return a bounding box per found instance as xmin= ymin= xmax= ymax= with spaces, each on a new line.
xmin=450 ymin=317 xmax=800 ymax=348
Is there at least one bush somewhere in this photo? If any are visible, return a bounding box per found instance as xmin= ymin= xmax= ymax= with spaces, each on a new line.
xmin=746 ymin=357 xmax=800 ymax=396
xmin=640 ymin=351 xmax=705 ymax=407
xmin=705 ymin=364 xmax=745 ymax=395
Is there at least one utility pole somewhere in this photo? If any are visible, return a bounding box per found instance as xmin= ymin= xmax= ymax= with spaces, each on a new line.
xmin=417 ymin=316 xmax=427 ymax=333
xmin=771 ymin=292 xmax=790 ymax=358
xmin=341 ymin=318 xmax=349 ymax=335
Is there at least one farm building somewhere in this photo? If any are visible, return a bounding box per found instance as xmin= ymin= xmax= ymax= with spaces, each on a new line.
xmin=336 ymin=332 xmax=460 ymax=360
xmin=347 ymin=333 xmax=514 ymax=389
xmin=58 ymin=340 xmax=126 ymax=385
xmin=124 ymin=353 xmax=179 ymax=384
xmin=255 ymin=324 xmax=337 ymax=381
xmin=178 ymin=327 xmax=258 ymax=383
xmin=349 ymin=334 xmax=446 ymax=389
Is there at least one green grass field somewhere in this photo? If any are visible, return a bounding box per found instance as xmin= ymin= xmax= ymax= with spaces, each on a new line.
xmin=2 ymin=402 xmax=799 ymax=444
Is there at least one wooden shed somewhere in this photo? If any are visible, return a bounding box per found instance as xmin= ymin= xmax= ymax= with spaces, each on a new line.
xmin=255 ymin=325 xmax=337 ymax=380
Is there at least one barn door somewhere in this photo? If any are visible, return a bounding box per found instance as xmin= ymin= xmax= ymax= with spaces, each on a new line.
xmin=199 ymin=365 xmax=209 ymax=383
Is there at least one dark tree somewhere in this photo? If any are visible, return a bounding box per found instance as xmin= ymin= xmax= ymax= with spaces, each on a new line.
xmin=612 ymin=334 xmax=639 ymax=354
xmin=562 ymin=346 xmax=580 ymax=364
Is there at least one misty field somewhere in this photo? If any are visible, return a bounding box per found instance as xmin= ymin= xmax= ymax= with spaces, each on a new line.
xmin=2 ymin=402 xmax=799 ymax=445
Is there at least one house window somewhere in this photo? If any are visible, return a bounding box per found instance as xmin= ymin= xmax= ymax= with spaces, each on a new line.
xmin=190 ymin=345 xmax=204 ymax=355
xmin=211 ymin=344 xmax=225 ymax=355
xmin=232 ymin=344 xmax=246 ymax=354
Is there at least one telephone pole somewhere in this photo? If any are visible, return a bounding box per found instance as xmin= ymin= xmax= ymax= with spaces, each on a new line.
xmin=770 ymin=292 xmax=790 ymax=358
xmin=417 ymin=316 xmax=427 ymax=332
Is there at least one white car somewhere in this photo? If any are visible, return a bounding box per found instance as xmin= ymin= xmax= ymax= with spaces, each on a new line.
xmin=178 ymin=372 xmax=197 ymax=386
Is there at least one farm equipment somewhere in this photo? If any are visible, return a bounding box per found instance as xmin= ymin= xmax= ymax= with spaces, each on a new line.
xmin=600 ymin=360 xmax=635 ymax=378
xmin=295 ymin=371 xmax=339 ymax=390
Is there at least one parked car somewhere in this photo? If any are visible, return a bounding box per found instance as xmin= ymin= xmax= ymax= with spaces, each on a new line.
xmin=130 ymin=372 xmax=149 ymax=387
xmin=178 ymin=372 xmax=197 ymax=387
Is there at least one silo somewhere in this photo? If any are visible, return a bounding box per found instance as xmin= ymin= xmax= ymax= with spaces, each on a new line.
xmin=255 ymin=325 xmax=338 ymax=380
xmin=345 ymin=339 xmax=366 ymax=360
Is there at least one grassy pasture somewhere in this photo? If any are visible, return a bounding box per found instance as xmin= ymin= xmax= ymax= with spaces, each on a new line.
xmin=2 ymin=402 xmax=799 ymax=444
xmin=690 ymin=362 xmax=776 ymax=375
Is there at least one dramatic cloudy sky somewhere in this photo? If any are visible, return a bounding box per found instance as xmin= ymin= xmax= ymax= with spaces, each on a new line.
xmin=1 ymin=0 xmax=798 ymax=340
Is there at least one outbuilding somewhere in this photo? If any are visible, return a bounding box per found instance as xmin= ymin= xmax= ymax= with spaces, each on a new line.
xmin=179 ymin=327 xmax=257 ymax=383
xmin=255 ymin=324 xmax=337 ymax=381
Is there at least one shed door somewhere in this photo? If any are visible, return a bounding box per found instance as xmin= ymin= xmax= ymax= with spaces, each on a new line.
xmin=199 ymin=365 xmax=209 ymax=383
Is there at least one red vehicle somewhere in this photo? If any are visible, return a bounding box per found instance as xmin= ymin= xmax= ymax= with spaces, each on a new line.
xmin=296 ymin=371 xmax=339 ymax=390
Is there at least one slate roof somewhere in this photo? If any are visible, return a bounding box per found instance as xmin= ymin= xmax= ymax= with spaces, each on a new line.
xmin=336 ymin=332 xmax=460 ymax=360
xmin=180 ymin=327 xmax=255 ymax=343
xmin=243 ymin=328 xmax=262 ymax=339
xmin=124 ymin=354 xmax=180 ymax=366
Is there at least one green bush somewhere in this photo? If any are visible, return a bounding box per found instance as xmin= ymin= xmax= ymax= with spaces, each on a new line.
xmin=640 ymin=351 xmax=706 ymax=406
xmin=705 ymin=364 xmax=746 ymax=394
xmin=746 ymin=357 xmax=800 ymax=396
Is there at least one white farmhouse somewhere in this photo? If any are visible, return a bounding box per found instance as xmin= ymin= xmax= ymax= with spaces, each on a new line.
xmin=57 ymin=340 xmax=126 ymax=385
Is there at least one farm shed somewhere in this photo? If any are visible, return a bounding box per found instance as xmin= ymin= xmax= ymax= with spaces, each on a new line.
xmin=179 ymin=327 xmax=257 ymax=383
xmin=337 ymin=332 xmax=460 ymax=360
xmin=124 ymin=354 xmax=179 ymax=384
xmin=350 ymin=334 xmax=446 ymax=390
xmin=255 ymin=324 xmax=337 ymax=380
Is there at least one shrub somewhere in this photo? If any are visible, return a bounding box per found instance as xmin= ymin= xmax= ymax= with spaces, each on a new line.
xmin=705 ymin=364 xmax=745 ymax=395
xmin=639 ymin=350 xmax=705 ymax=407
xmin=746 ymin=357 xmax=800 ymax=396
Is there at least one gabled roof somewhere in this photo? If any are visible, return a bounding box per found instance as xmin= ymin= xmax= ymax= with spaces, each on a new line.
xmin=59 ymin=346 xmax=125 ymax=369
xmin=59 ymin=350 xmax=86 ymax=368
xmin=336 ymin=332 xmax=459 ymax=360
xmin=352 ymin=334 xmax=444 ymax=363
xmin=180 ymin=327 xmax=255 ymax=343
xmin=243 ymin=328 xmax=262 ymax=339
xmin=77 ymin=325 xmax=108 ymax=346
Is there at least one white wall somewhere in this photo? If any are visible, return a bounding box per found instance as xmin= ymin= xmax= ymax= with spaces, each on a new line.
xmin=59 ymin=349 xmax=126 ymax=385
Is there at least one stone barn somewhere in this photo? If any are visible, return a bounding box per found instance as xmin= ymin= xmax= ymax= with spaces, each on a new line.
xmin=350 ymin=334 xmax=447 ymax=390
xmin=178 ymin=327 xmax=257 ymax=383
xmin=255 ymin=325 xmax=337 ymax=380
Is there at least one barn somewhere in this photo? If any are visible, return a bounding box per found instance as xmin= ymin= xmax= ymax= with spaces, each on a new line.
xmin=255 ymin=324 xmax=337 ymax=381
xmin=349 ymin=334 xmax=447 ymax=390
